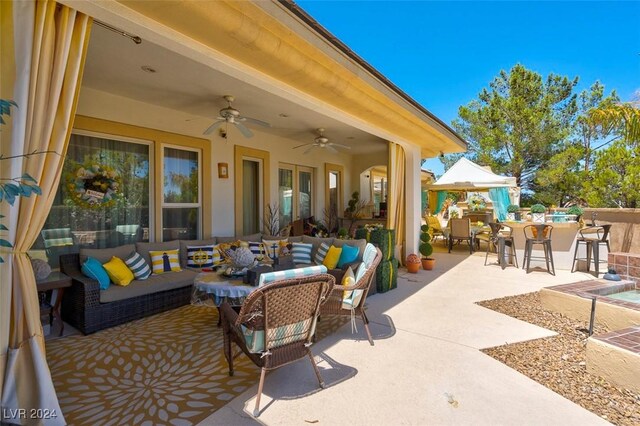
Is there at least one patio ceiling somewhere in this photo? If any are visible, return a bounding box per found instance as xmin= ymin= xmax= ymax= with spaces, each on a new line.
xmin=81 ymin=24 xmax=388 ymax=154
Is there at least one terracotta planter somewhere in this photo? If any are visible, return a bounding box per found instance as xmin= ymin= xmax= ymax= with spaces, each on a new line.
xmin=421 ymin=258 xmax=435 ymax=270
xmin=406 ymin=261 xmax=420 ymax=273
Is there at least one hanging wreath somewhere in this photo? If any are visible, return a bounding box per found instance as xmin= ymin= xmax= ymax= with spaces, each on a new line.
xmin=65 ymin=162 xmax=121 ymax=209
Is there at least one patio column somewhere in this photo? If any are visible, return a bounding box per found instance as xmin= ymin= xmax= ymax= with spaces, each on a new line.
xmin=403 ymin=144 xmax=422 ymax=259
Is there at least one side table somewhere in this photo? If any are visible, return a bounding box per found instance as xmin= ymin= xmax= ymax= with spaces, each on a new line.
xmin=36 ymin=271 xmax=72 ymax=337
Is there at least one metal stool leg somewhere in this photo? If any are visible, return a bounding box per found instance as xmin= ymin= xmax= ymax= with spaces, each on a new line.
xmin=571 ymin=240 xmax=581 ymax=272
xmin=543 ymin=243 xmax=551 ymax=274
xmin=592 ymin=242 xmax=600 ymax=277
xmin=547 ymin=241 xmax=555 ymax=276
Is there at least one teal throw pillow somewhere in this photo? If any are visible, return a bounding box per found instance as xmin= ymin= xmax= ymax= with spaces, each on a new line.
xmin=337 ymin=244 xmax=359 ymax=268
xmin=81 ymin=257 xmax=111 ymax=290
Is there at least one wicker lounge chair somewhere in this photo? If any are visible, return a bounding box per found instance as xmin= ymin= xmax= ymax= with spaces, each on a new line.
xmin=220 ymin=273 xmax=335 ymax=417
xmin=320 ymin=245 xmax=382 ymax=346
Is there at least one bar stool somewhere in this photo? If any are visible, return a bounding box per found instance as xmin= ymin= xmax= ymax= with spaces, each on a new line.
xmin=484 ymin=223 xmax=518 ymax=269
xmin=571 ymin=225 xmax=611 ymax=277
xmin=522 ymin=224 xmax=555 ymax=275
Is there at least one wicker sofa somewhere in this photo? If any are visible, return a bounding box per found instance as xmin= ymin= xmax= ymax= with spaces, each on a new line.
xmin=60 ymin=234 xmax=367 ymax=335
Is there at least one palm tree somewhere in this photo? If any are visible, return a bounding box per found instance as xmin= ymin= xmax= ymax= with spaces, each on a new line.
xmin=589 ymin=101 xmax=640 ymax=143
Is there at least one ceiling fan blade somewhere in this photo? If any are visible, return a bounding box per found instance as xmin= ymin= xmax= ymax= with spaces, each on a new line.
xmin=293 ymin=143 xmax=313 ymax=149
xmin=203 ymin=120 xmax=224 ymax=135
xmin=330 ymin=143 xmax=351 ymax=150
xmin=242 ymin=116 xmax=271 ymax=128
xmin=303 ymin=145 xmax=316 ymax=155
xmin=326 ymin=145 xmax=338 ymax=154
xmin=235 ymin=122 xmax=254 ymax=138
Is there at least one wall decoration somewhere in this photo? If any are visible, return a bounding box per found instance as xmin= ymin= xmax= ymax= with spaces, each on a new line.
xmin=218 ymin=163 xmax=228 ymax=179
xmin=65 ymin=162 xmax=121 ymax=209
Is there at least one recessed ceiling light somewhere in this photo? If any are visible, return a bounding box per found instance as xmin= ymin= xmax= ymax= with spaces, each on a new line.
xmin=347 ymin=136 xmax=355 ymax=140
xmin=141 ymin=66 xmax=157 ymax=73
xmin=278 ymin=113 xmax=289 ymax=118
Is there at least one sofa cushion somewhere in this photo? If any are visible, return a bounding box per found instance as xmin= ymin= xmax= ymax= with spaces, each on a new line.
xmin=81 ymin=257 xmax=111 ymax=290
xmin=100 ymin=269 xmax=198 ymax=303
xmin=179 ymin=238 xmax=217 ymax=267
xmin=136 ymin=240 xmax=180 ymax=267
xmin=332 ymin=238 xmax=367 ymax=261
xmin=217 ymin=233 xmax=262 ymax=244
xmin=337 ymin=244 xmax=359 ymax=268
xmin=79 ymin=244 xmax=136 ymax=264
xmin=288 ymin=236 xmax=303 ymax=243
xmin=302 ymin=236 xmax=334 ymax=260
xmin=103 ymin=256 xmax=135 ymax=286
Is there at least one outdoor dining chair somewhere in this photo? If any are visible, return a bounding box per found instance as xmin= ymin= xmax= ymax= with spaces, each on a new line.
xmin=220 ymin=273 xmax=335 ymax=417
xmin=320 ymin=245 xmax=382 ymax=345
xmin=448 ymin=218 xmax=474 ymax=254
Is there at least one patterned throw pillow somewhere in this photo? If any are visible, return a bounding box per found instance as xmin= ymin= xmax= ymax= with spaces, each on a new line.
xmin=149 ymin=249 xmax=182 ymax=274
xmin=124 ymin=251 xmax=151 ymax=280
xmin=262 ymin=238 xmax=288 ymax=259
xmin=186 ymin=245 xmax=215 ymax=268
xmin=248 ymin=242 xmax=265 ymax=259
xmin=314 ymin=242 xmax=331 ymax=265
xmin=102 ymin=256 xmax=135 ymax=286
xmin=211 ymin=244 xmax=224 ymax=266
xmin=341 ymin=266 xmax=356 ymax=299
xmin=322 ymin=245 xmax=342 ymax=270
xmin=291 ymin=242 xmax=313 ymax=265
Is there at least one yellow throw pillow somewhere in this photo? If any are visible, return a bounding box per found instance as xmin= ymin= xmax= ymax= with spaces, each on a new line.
xmin=103 ymin=256 xmax=135 ymax=286
xmin=342 ymin=266 xmax=355 ymax=299
xmin=322 ymin=245 xmax=342 ymax=270
xmin=149 ymin=249 xmax=182 ymax=274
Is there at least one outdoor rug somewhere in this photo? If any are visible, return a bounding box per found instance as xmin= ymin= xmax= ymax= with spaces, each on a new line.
xmin=46 ymin=305 xmax=349 ymax=426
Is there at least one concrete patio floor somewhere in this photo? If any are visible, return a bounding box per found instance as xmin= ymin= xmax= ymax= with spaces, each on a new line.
xmin=201 ymin=249 xmax=609 ymax=425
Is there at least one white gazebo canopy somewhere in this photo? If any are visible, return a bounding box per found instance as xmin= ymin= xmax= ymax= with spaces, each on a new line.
xmin=428 ymin=157 xmax=517 ymax=190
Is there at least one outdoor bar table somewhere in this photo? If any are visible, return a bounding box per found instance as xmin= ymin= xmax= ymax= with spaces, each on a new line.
xmin=504 ymin=221 xmax=581 ymax=270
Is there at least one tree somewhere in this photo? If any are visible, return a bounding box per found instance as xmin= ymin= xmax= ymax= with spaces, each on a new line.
xmin=582 ymin=140 xmax=639 ymax=208
xmin=451 ymin=64 xmax=578 ymax=191
xmin=589 ymin=102 xmax=640 ymax=145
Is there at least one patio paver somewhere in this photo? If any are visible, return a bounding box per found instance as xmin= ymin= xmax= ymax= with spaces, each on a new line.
xmin=200 ymin=251 xmax=607 ymax=425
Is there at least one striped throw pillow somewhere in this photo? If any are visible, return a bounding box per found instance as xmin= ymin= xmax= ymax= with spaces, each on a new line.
xmin=187 ymin=245 xmax=215 ymax=268
xmin=314 ymin=242 xmax=330 ymax=265
xmin=248 ymin=242 xmax=265 ymax=259
xmin=149 ymin=249 xmax=182 ymax=274
xmin=291 ymin=242 xmax=313 ymax=265
xmin=124 ymin=251 xmax=151 ymax=280
xmin=211 ymin=244 xmax=224 ymax=266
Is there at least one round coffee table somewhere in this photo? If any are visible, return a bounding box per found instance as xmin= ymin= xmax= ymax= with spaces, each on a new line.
xmin=191 ymin=272 xmax=256 ymax=325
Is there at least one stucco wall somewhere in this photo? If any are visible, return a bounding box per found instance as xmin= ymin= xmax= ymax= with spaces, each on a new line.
xmin=76 ymin=87 xmax=360 ymax=237
xmin=583 ymin=208 xmax=640 ymax=254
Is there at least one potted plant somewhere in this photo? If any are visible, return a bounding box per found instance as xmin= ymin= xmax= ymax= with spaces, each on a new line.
xmin=419 ymin=224 xmax=435 ymax=270
xmin=530 ymin=203 xmax=546 ymax=223
xmin=567 ymin=205 xmax=584 ymax=222
xmin=506 ymin=204 xmax=520 ymax=221
xmin=406 ymin=253 xmax=421 ymax=273
xmin=336 ymin=227 xmax=349 ymax=239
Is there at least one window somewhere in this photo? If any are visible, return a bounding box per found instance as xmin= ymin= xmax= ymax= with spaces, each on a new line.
xmin=162 ymin=146 xmax=201 ymax=241
xmin=40 ymin=133 xmax=151 ymax=264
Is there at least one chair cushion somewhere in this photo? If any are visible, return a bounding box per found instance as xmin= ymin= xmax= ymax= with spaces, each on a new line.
xmin=81 ymin=257 xmax=111 ymax=290
xmin=322 ymin=245 xmax=342 ymax=270
xmin=257 ymin=265 xmax=327 ymax=287
xmin=103 ymin=256 xmax=135 ymax=286
xmin=337 ymin=244 xmax=359 ymax=268
xmin=241 ymin=318 xmax=312 ymax=353
xmin=80 ymin=244 xmax=136 ymax=264
xmin=149 ymin=249 xmax=182 ymax=274
xmin=124 ymin=251 xmax=152 ymax=280
xmin=186 ymin=245 xmax=215 ymax=268
xmin=343 ymin=263 xmax=367 ymax=309
xmin=341 ymin=266 xmax=355 ymax=299
xmin=314 ymin=242 xmax=331 ymax=265
xmin=291 ymin=242 xmax=313 ymax=265
xmin=361 ymin=243 xmax=377 ymax=269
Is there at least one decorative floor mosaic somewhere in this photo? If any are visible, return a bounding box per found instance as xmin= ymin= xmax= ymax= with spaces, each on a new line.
xmin=46 ymin=305 xmax=348 ymax=425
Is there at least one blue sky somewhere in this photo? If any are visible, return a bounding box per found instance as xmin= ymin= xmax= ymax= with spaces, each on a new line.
xmin=297 ymin=1 xmax=640 ymax=176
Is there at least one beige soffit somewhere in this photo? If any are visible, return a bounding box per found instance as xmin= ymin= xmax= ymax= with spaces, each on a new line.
xmin=113 ymin=0 xmax=466 ymax=157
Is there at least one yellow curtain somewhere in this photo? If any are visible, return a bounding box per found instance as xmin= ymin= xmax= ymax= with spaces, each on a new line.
xmin=386 ymin=142 xmax=406 ymax=265
xmin=1 ymin=1 xmax=91 ymax=421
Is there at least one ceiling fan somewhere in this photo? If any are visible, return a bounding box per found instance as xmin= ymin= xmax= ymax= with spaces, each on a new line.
xmin=203 ymin=95 xmax=270 ymax=138
xmin=293 ymin=128 xmax=352 ymax=154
